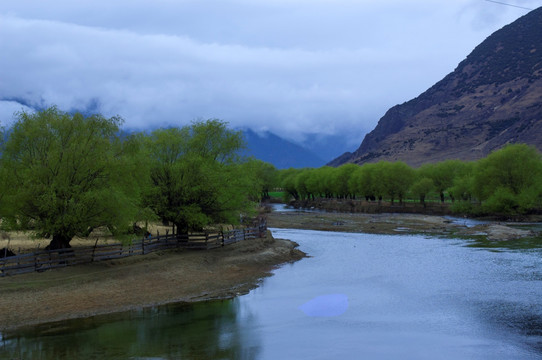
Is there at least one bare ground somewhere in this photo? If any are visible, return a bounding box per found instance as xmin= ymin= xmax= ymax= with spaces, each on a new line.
xmin=266 ymin=209 xmax=539 ymax=241
xmin=0 ymin=231 xmax=305 ymax=331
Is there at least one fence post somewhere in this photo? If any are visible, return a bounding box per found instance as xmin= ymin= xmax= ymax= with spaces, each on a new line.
xmin=142 ymin=235 xmax=145 ymax=255
xmin=92 ymin=238 xmax=99 ymax=262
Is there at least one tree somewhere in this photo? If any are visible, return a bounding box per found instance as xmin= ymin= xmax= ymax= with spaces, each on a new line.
xmin=279 ymin=168 xmax=301 ymax=202
xmin=315 ymin=166 xmax=336 ymax=198
xmin=143 ymin=120 xmax=256 ymax=232
xmin=373 ymin=161 xmax=414 ymax=204
xmin=420 ymin=160 xmax=465 ymax=203
xmin=294 ymin=169 xmax=313 ymax=200
xmin=242 ymin=159 xmax=277 ymax=201
xmin=472 ymin=144 xmax=542 ymax=214
xmin=1 ymin=107 xmax=143 ymax=249
xmin=355 ymin=163 xmax=380 ymax=201
xmin=332 ymin=164 xmax=359 ymax=199
xmin=410 ymin=177 xmax=435 ymax=207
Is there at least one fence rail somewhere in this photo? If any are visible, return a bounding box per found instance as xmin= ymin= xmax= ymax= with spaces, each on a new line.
xmin=0 ymin=223 xmax=267 ymax=277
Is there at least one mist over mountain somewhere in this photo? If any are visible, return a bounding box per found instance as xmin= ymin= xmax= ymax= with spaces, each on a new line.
xmin=241 ymin=129 xmax=325 ymax=169
xmin=330 ymin=6 xmax=542 ymax=167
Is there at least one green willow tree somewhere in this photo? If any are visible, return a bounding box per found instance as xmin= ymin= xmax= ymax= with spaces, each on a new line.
xmin=374 ymin=161 xmax=414 ymax=204
xmin=1 ymin=107 xmax=143 ymax=249
xmin=420 ymin=160 xmax=466 ymax=203
xmin=241 ymin=159 xmax=277 ymax=201
xmin=143 ymin=120 xmax=258 ymax=233
xmin=410 ymin=176 xmax=435 ymax=207
xmin=472 ymin=144 xmax=542 ymax=214
xmin=332 ymin=164 xmax=359 ymax=199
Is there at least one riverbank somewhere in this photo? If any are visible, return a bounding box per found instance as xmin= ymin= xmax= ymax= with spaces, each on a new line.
xmin=266 ymin=208 xmax=540 ymax=241
xmin=0 ymin=231 xmax=305 ymax=332
xmin=3 ymin=209 xmax=539 ymax=332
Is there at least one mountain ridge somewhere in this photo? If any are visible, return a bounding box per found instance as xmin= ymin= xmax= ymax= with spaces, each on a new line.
xmin=330 ymin=6 xmax=542 ymax=167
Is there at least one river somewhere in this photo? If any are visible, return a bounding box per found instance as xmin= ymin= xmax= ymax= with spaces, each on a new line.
xmin=2 ymin=228 xmax=542 ymax=359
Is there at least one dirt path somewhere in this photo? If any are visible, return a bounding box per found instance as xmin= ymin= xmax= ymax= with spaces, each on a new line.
xmin=0 ymin=232 xmax=304 ymax=331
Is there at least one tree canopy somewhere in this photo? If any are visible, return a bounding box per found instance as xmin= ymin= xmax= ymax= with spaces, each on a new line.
xmin=142 ymin=120 xmax=258 ymax=233
xmin=0 ymin=108 xmax=269 ymax=247
xmin=0 ymin=107 xmax=143 ymax=249
xmin=276 ymin=144 xmax=542 ymax=216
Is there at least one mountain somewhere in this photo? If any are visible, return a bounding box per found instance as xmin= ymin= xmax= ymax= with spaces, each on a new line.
xmin=242 ymin=129 xmax=325 ymax=169
xmin=330 ymin=7 xmax=542 ymax=167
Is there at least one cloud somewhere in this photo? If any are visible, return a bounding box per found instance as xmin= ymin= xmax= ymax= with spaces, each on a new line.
xmin=0 ymin=100 xmax=34 ymax=126
xmin=0 ymin=0 xmax=537 ymax=145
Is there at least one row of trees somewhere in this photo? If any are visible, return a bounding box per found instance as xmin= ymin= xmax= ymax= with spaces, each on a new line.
xmin=2 ymin=106 xmax=539 ymax=249
xmin=0 ymin=107 xmax=272 ymax=249
xmin=278 ymin=143 xmax=542 ymax=216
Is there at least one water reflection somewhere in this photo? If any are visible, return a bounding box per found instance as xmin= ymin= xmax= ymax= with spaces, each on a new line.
xmin=1 ymin=300 xmax=260 ymax=360
xmin=2 ymin=229 xmax=542 ymax=359
xmin=472 ymin=300 xmax=542 ymax=354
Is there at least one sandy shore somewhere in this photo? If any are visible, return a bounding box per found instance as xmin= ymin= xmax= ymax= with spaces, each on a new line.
xmin=0 ymin=231 xmax=304 ymax=331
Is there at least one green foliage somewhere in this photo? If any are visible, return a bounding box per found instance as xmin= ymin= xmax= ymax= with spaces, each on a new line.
xmin=0 ymin=107 xmax=143 ymax=248
xmin=472 ymin=144 xmax=542 ymax=215
xmin=279 ymin=168 xmax=302 ymax=202
xmin=481 ymin=187 xmax=518 ymax=214
xmin=333 ymin=164 xmax=359 ymax=199
xmin=241 ymin=159 xmax=277 ymax=201
xmin=143 ymin=120 xmax=257 ymax=232
xmin=371 ymin=161 xmax=414 ymax=204
xmin=276 ymin=143 xmax=542 ymax=216
xmin=353 ymin=163 xmax=380 ymax=200
xmin=410 ymin=176 xmax=435 ymax=204
xmin=420 ymin=160 xmax=467 ymax=202
xmin=294 ymin=168 xmax=313 ymax=200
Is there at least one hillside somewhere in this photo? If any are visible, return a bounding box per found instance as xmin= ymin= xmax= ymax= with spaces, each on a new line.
xmin=242 ymin=129 xmax=325 ymax=169
xmin=331 ymin=6 xmax=542 ymax=167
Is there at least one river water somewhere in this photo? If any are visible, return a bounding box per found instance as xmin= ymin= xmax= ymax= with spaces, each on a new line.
xmin=2 ymin=228 xmax=542 ymax=359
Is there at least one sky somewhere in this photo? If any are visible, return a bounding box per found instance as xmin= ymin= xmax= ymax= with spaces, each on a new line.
xmin=0 ymin=0 xmax=540 ymax=151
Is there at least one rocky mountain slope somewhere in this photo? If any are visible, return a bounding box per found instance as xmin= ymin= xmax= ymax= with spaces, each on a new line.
xmin=331 ymin=6 xmax=542 ymax=167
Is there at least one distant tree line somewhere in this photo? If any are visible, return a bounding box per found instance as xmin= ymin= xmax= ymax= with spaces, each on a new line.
xmin=277 ymin=143 xmax=542 ymax=216
xmin=0 ymin=107 xmax=274 ymax=249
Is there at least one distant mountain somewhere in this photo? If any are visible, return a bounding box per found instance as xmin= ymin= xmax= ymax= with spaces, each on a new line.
xmin=330 ymin=6 xmax=542 ymax=167
xmin=242 ymin=129 xmax=325 ymax=169
xmin=298 ymin=133 xmax=359 ymax=165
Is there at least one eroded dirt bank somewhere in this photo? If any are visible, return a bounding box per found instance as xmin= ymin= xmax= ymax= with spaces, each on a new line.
xmin=0 ymin=231 xmax=304 ymax=331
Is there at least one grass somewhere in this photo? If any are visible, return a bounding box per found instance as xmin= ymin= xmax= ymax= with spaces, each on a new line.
xmin=466 ymin=236 xmax=542 ymax=251
xmin=268 ymin=191 xmax=285 ymax=199
xmin=0 ymin=222 xmax=176 ymax=254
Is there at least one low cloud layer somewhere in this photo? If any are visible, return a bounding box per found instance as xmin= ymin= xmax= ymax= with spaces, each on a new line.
xmin=0 ymin=0 xmax=538 ymax=145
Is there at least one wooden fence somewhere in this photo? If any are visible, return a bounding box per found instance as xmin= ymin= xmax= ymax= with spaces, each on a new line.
xmin=0 ymin=223 xmax=267 ymax=277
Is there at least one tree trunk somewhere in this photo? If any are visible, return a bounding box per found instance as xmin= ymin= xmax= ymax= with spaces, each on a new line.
xmin=47 ymin=234 xmax=72 ymax=250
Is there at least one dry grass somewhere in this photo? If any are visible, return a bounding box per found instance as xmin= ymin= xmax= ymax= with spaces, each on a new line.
xmin=0 ymin=222 xmax=177 ymax=254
